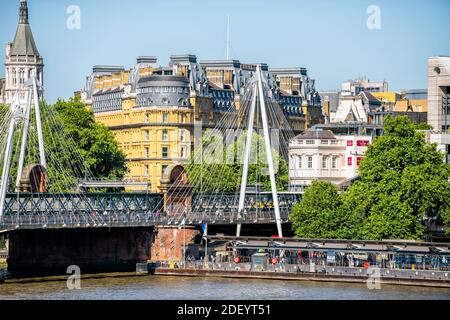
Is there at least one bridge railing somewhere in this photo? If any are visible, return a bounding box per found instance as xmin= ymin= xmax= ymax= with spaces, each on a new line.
xmin=0 ymin=192 xmax=302 ymax=230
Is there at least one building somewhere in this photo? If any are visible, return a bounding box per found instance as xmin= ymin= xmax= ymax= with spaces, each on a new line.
xmin=428 ymin=56 xmax=450 ymax=131
xmin=341 ymin=78 xmax=388 ymax=96
xmin=1 ymin=0 xmax=44 ymax=106
xmin=313 ymin=122 xmax=383 ymax=137
xmin=79 ymin=56 xmax=324 ymax=192
xmin=288 ymin=129 xmax=372 ymax=190
xmin=330 ymin=92 xmax=381 ymax=123
xmin=319 ymin=90 xmax=340 ymax=115
xmin=426 ymin=56 xmax=450 ymax=163
xmin=368 ymin=91 xmax=428 ymax=125
xmin=0 ymin=79 xmax=5 ymax=103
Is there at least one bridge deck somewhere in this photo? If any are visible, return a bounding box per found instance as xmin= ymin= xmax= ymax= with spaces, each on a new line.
xmin=0 ymin=192 xmax=301 ymax=231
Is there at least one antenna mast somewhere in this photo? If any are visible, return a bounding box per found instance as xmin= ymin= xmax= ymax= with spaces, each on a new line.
xmin=226 ymin=15 xmax=230 ymax=60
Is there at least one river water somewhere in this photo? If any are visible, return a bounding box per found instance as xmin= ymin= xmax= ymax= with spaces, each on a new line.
xmin=0 ymin=274 xmax=449 ymax=300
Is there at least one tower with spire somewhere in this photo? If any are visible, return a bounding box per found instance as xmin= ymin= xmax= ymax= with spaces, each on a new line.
xmin=2 ymin=0 xmax=44 ymax=105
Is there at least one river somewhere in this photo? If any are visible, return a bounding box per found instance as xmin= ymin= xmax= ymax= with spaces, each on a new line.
xmin=0 ymin=274 xmax=449 ymax=300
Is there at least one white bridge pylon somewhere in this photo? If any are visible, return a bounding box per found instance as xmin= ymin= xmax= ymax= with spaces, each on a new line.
xmin=0 ymin=76 xmax=46 ymax=217
xmin=237 ymin=66 xmax=283 ymax=238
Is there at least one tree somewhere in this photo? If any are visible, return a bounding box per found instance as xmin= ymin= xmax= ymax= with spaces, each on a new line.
xmin=289 ymin=116 xmax=450 ymax=240
xmin=186 ymin=130 xmax=288 ymax=192
xmin=289 ymin=181 xmax=364 ymax=239
xmin=351 ymin=116 xmax=450 ymax=240
xmin=52 ymin=97 xmax=127 ymax=180
xmin=0 ymin=98 xmax=127 ymax=192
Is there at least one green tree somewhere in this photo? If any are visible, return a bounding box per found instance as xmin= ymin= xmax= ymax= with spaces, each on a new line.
xmin=0 ymin=98 xmax=127 ymax=192
xmin=289 ymin=116 xmax=450 ymax=240
xmin=186 ymin=130 xmax=288 ymax=192
xmin=52 ymin=97 xmax=127 ymax=180
xmin=345 ymin=115 xmax=450 ymax=240
xmin=289 ymin=181 xmax=364 ymax=239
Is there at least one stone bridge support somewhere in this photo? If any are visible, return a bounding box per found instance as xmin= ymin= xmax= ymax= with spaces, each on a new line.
xmin=151 ymin=226 xmax=200 ymax=262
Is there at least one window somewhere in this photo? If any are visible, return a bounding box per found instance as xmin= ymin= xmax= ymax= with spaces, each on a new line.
xmin=306 ymin=140 xmax=315 ymax=145
xmin=180 ymin=129 xmax=185 ymax=142
xmin=162 ymin=112 xmax=168 ymax=123
xmin=181 ymin=146 xmax=186 ymax=158
xmin=145 ymin=114 xmax=149 ymax=123
xmin=348 ymin=157 xmax=353 ymax=166
xmin=297 ymin=156 xmax=302 ymax=169
xmin=162 ymin=165 xmax=168 ymax=176
xmin=145 ymin=130 xmax=150 ymax=141
xmin=307 ymin=156 xmax=313 ymax=169
xmin=321 ymin=140 xmax=328 ymax=145
xmin=332 ymin=156 xmax=338 ymax=169
xmin=322 ymin=156 xmax=328 ymax=169
xmin=144 ymin=165 xmax=149 ymax=176
xmin=162 ymin=130 xmax=168 ymax=142
xmin=331 ymin=140 xmax=338 ymax=145
xmin=181 ymin=114 xmax=186 ymax=124
xmin=162 ymin=147 xmax=169 ymax=158
xmin=145 ymin=147 xmax=149 ymax=158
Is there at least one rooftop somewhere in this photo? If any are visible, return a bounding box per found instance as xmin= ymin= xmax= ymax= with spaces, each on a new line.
xmin=294 ymin=129 xmax=336 ymax=140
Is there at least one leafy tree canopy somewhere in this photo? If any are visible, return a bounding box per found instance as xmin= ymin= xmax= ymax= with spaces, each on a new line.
xmin=186 ymin=130 xmax=288 ymax=193
xmin=290 ymin=181 xmax=364 ymax=239
xmin=290 ymin=116 xmax=450 ymax=240
xmin=0 ymin=97 xmax=127 ymax=192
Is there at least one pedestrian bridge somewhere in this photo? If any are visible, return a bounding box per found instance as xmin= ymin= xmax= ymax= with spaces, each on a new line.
xmin=0 ymin=192 xmax=302 ymax=232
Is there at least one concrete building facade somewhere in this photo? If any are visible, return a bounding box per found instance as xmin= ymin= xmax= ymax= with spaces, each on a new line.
xmin=427 ymin=56 xmax=450 ymax=163
xmin=288 ymin=129 xmax=372 ymax=190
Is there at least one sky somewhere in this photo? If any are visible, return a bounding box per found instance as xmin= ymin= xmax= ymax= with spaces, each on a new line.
xmin=0 ymin=0 xmax=449 ymax=104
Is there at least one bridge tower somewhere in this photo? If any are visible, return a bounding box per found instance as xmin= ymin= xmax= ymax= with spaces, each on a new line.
xmin=0 ymin=75 xmax=46 ymax=216
xmin=237 ymin=66 xmax=283 ymax=238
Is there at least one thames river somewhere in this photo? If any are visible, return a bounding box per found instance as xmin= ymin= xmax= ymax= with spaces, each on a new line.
xmin=0 ymin=274 xmax=449 ymax=300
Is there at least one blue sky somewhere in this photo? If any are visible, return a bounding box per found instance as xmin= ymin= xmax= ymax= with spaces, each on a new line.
xmin=1 ymin=0 xmax=449 ymax=103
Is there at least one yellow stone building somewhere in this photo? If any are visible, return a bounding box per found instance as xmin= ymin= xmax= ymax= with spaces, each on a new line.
xmin=80 ymin=56 xmax=324 ymax=192
xmin=372 ymin=91 xmax=428 ymax=112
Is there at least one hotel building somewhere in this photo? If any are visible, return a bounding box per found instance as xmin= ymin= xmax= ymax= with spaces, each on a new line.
xmin=79 ymin=56 xmax=324 ymax=191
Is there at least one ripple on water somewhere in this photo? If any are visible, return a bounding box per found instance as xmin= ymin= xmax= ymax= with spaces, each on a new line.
xmin=0 ymin=275 xmax=449 ymax=300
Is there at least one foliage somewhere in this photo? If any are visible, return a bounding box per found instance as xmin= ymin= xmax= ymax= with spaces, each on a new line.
xmin=53 ymin=97 xmax=127 ymax=180
xmin=290 ymin=181 xmax=364 ymax=239
xmin=0 ymin=97 xmax=127 ymax=192
xmin=186 ymin=130 xmax=288 ymax=192
xmin=290 ymin=116 xmax=450 ymax=240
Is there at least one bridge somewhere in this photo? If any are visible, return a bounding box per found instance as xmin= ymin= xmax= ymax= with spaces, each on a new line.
xmin=0 ymin=68 xmax=305 ymax=274
xmin=0 ymin=191 xmax=301 ymax=232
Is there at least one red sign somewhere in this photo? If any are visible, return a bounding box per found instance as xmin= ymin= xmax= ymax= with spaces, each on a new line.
xmin=357 ymin=140 xmax=370 ymax=147
xmin=347 ymin=140 xmax=353 ymax=147
xmin=347 ymin=157 xmax=353 ymax=166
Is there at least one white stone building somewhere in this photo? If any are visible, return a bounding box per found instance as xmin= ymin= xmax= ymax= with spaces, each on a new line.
xmin=427 ymin=56 xmax=450 ymax=163
xmin=1 ymin=0 xmax=44 ymax=106
xmin=288 ymin=129 xmax=372 ymax=190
